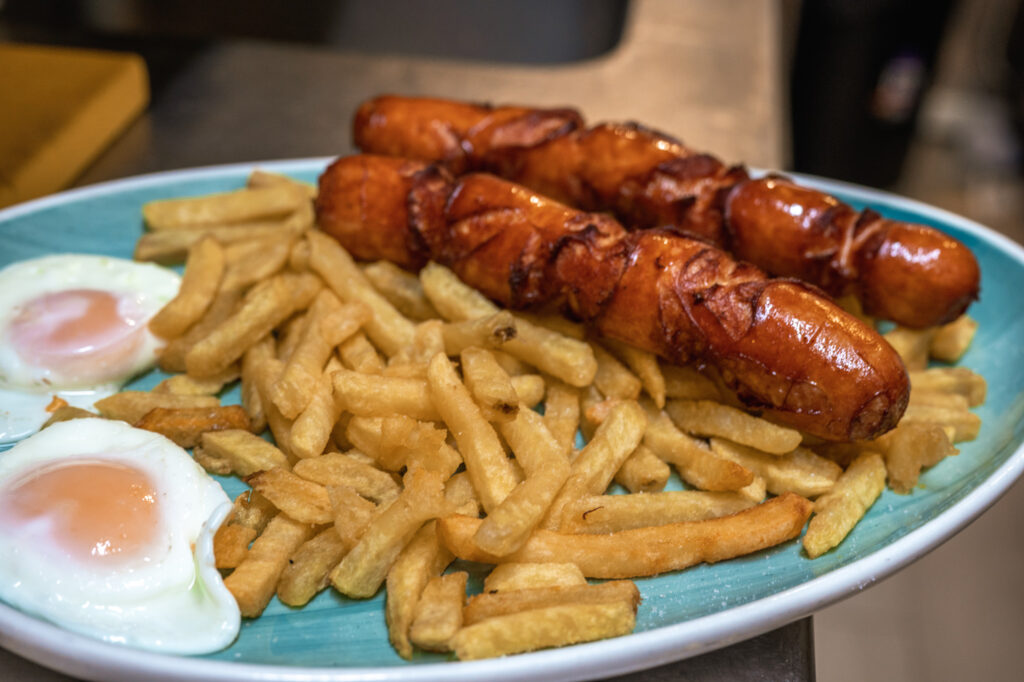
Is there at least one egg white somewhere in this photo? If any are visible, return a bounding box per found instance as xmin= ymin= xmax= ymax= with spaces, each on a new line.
xmin=0 ymin=255 xmax=181 ymax=444
xmin=0 ymin=419 xmax=240 ymax=654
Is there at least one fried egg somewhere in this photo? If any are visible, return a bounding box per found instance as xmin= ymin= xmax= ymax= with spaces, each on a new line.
xmin=0 ymin=418 xmax=240 ymax=653
xmin=0 ymin=255 xmax=181 ymax=443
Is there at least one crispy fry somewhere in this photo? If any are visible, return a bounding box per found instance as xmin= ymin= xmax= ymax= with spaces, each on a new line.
xmin=441 ymin=311 xmax=518 ymax=356
xmin=427 ymin=353 xmax=518 ymax=513
xmin=872 ymin=421 xmax=958 ymax=493
xmin=516 ymin=311 xmax=586 ymax=340
xmin=143 ymin=184 xmax=306 ymax=230
xmin=213 ymin=491 xmax=278 ymax=569
xmin=930 ymin=315 xmax=977 ymax=362
xmin=451 ymin=601 xmax=638 ymax=660
xmin=510 ymin=374 xmax=545 ymax=407
xmin=290 ymin=369 xmax=344 ymax=460
xmin=363 ymin=260 xmax=440 ymax=321
xmin=409 ymin=571 xmax=467 ymax=651
xmin=482 ymin=563 xmax=586 ymax=592
xmin=160 ymin=287 xmax=244 ymax=373
xmin=40 ymin=406 xmax=99 ymax=429
xmin=464 ymin=580 xmax=640 ymax=626
xmin=542 ymin=378 xmax=581 ymax=457
xmin=883 ymin=326 xmax=936 ymax=371
xmin=461 ymin=347 xmax=520 ymax=423
xmin=239 ymin=334 xmax=273 ymax=433
xmin=246 ymin=467 xmax=333 ymax=524
xmin=338 ymin=331 xmax=385 ymax=374
xmin=223 ymin=512 xmax=314 ymax=617
xmin=901 ymin=403 xmax=981 ymax=442
xmin=420 ymin=261 xmax=500 ymax=321
xmin=292 ymin=452 xmax=401 ymax=504
xmin=803 ymin=452 xmax=886 ymax=558
xmin=152 ymin=365 xmax=238 ymax=395
xmin=149 ymin=237 xmax=225 ymax=339
xmin=602 ymin=339 xmax=666 ymax=408
xmin=709 ymin=438 xmax=841 ymax=498
xmin=332 ymin=368 xmax=440 ymax=421
xmin=201 ymin=429 xmax=290 ymax=476
xmin=613 ymin=444 xmax=670 ymax=493
xmin=94 ymin=391 xmax=220 ymax=424
xmin=661 ymin=364 xmax=721 ymax=401
xmin=134 ymin=404 xmax=250 ymax=448
xmin=377 ymin=415 xmax=449 ymax=472
xmin=562 ymin=490 xmax=757 ymax=534
xmin=246 ymin=169 xmax=316 ymax=198
xmin=591 ymin=344 xmax=642 ymax=400
xmin=666 ymin=399 xmax=802 ymax=455
xmin=328 ymin=485 xmax=379 ymax=547
xmin=134 ymin=219 xmax=305 ymax=264
xmin=385 ymin=521 xmax=454 ymax=659
xmin=439 ymin=493 xmax=813 ymax=579
xmin=444 ymin=472 xmax=482 ymax=518
xmin=908 ymin=367 xmax=986 ymax=406
xmin=276 ymin=527 xmax=349 ymax=606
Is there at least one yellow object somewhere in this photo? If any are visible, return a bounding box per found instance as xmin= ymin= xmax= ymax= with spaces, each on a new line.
xmin=0 ymin=43 xmax=149 ymax=209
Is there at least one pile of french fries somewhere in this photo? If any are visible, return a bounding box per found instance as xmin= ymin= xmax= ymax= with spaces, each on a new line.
xmin=45 ymin=169 xmax=987 ymax=660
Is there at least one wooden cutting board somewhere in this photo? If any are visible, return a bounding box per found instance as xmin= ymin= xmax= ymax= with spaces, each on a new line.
xmin=0 ymin=43 xmax=149 ymax=209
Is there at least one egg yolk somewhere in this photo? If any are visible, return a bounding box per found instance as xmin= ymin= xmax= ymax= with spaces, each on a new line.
xmin=7 ymin=289 xmax=148 ymax=384
xmin=0 ymin=459 xmax=160 ymax=564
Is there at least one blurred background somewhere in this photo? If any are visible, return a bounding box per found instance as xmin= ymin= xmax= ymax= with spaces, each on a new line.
xmin=1 ymin=1 xmax=1022 ymax=680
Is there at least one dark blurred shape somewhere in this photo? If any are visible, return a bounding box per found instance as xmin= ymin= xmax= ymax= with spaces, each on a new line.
xmin=790 ymin=0 xmax=955 ymax=187
xmin=0 ymin=0 xmax=627 ymax=65
xmin=1007 ymin=0 xmax=1024 ymax=172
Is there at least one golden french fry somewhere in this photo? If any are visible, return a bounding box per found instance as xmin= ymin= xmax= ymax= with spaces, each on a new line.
xmin=909 ymin=390 xmax=970 ymax=411
xmin=419 ymin=261 xmax=499 ymax=321
xmin=220 ymin=235 xmax=294 ymax=293
xmin=451 ymin=601 xmax=638 ymax=660
xmin=884 ymin=326 xmax=935 ymax=371
xmin=152 ymin=365 xmax=239 ymax=395
xmin=246 ymin=169 xmax=316 ymax=198
xmin=292 ymin=451 xmax=401 ymax=505
xmin=602 ymin=338 xmax=666 ymax=408
xmin=290 ymin=371 xmax=344 ymax=460
xmin=444 ymin=472 xmax=482 ymax=518
xmin=160 ymin=287 xmax=244 ymax=373
xmin=134 ymin=221 xmax=302 ymax=264
xmin=930 ymin=315 xmax=977 ymax=362
xmin=463 ymin=580 xmax=640 ymax=626
xmin=872 ymin=421 xmax=958 ymax=493
xmin=213 ymin=492 xmax=278 ymax=569
xmin=134 ymin=405 xmax=250 ymax=448
xmin=439 ymin=493 xmax=813 ymax=579
xmin=307 ymin=230 xmax=415 ymax=356
xmin=191 ymin=445 xmax=232 ymax=475
xmin=223 ymin=512 xmax=314 ymax=617
xmin=332 ymin=367 xmax=440 ymax=421
xmin=276 ymin=527 xmax=349 ymax=606
xmin=543 ymin=400 xmax=646 ymax=530
xmin=482 ymin=562 xmax=587 ymax=593
xmin=562 ymin=490 xmax=757 ymax=534
xmin=143 ymin=184 xmax=306 ymax=230
xmin=710 ymin=438 xmax=841 ymax=498
xmin=338 ymin=331 xmax=385 ymax=374
xmin=510 ymin=374 xmax=545 ymax=408
xmin=427 ymin=353 xmax=518 ymax=513
xmin=94 ymin=391 xmax=220 ymax=424
xmin=909 ymin=368 xmax=986 ymax=406
xmin=363 ymin=260 xmax=440 ymax=321
xmin=441 ymin=311 xmax=518 ymax=356
xmin=40 ymin=406 xmax=101 ymax=429
xmin=613 ymin=444 xmax=670 ymax=493
xmin=245 ymin=467 xmax=333 ymax=525
xmin=516 ymin=311 xmax=586 ymax=340
xmin=149 ymin=237 xmax=225 ymax=339
xmin=641 ymin=405 xmax=753 ymax=492
xmin=385 ymin=521 xmax=454 ymax=659
xmin=461 ymin=347 xmax=520 ymax=423
xmin=661 ymin=364 xmax=721 ymax=401
xmin=377 ymin=415 xmax=449 ymax=472
xmin=409 ymin=571 xmax=467 ymax=651
xmin=591 ymin=344 xmax=642 ymax=400
xmin=901 ymin=403 xmax=981 ymax=442
xmin=543 ymin=379 xmax=581 ymax=457
xmin=186 ymin=271 xmax=321 ymax=378
xmin=201 ymin=429 xmax=290 ymax=476
xmin=666 ymin=399 xmax=802 ymax=455
xmin=330 ymin=468 xmax=446 ymax=598
xmin=387 ymin=320 xmax=445 ymax=373
xmin=328 ymin=485 xmax=379 ymax=547
xmin=802 ymin=451 xmax=886 ymax=558
xmin=240 ymin=334 xmax=273 ymax=433
xmin=250 ymin=348 xmax=295 ymax=456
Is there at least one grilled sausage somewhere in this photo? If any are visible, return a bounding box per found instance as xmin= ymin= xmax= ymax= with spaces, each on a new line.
xmin=353 ymin=95 xmax=980 ymax=328
xmin=316 ymin=154 xmax=910 ymax=441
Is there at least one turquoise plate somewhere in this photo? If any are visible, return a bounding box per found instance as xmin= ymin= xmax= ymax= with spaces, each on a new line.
xmin=0 ymin=160 xmax=1022 ymax=681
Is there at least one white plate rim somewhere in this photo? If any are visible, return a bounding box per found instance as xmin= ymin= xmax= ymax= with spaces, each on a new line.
xmin=0 ymin=159 xmax=1022 ymax=682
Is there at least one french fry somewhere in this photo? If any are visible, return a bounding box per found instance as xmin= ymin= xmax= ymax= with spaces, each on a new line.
xmin=385 ymin=521 xmax=454 ymax=659
xmin=613 ymin=445 xmax=671 ymax=493
xmin=245 ymin=467 xmax=333 ymax=525
xmin=152 ymin=365 xmax=238 ymax=395
xmin=463 ymin=580 xmax=640 ymax=626
xmin=474 ymin=409 xmax=571 ymax=555
xmin=661 ymin=364 xmax=721 ymax=401
xmin=909 ymin=367 xmax=986 ymax=406
xmin=901 ymin=403 xmax=981 ymax=442
xmin=246 ymin=168 xmax=316 ymax=198
xmin=516 ymin=311 xmax=586 ymax=340
xmin=219 ymin=235 xmax=294 ymax=292
xmin=872 ymin=421 xmax=958 ymax=493
xmin=330 ymin=468 xmax=446 ymax=598
xmin=134 ymin=405 xmax=250 ymax=448
xmin=591 ymin=344 xmax=642 ymax=400
xmin=328 ymin=485 xmax=379 ymax=547
xmin=40 ymin=406 xmax=101 ymax=429
xmin=94 ymin=391 xmax=220 ymax=424
xmin=363 ymin=260 xmax=440 ymax=321
xmin=482 ymin=563 xmax=586 ymax=592
xmin=439 ymin=493 xmax=813 ymax=579
xmin=641 ymin=404 xmax=753 ymax=492
xmin=666 ymin=399 xmax=802 ymax=455
xmin=290 ymin=370 xmax=344 ymax=460
xmin=292 ymin=451 xmax=401 ymax=504
xmin=451 ymin=601 xmax=637 ymax=660
xmin=143 ymin=184 xmax=307 ymax=230
xmin=159 ymin=287 xmax=244 ymax=373
xmin=441 ymin=311 xmax=518 ymax=356
xmin=883 ymin=326 xmax=935 ymax=371
xmin=930 ymin=315 xmax=977 ymax=362
xmin=909 ymin=390 xmax=970 ymax=411
xmin=386 ymin=320 xmax=445 ymax=375
xmin=409 ymin=571 xmax=467 ymax=651
xmin=134 ymin=220 xmax=303 ymax=264
xmin=338 ymin=331 xmax=385 ymax=374
xmin=420 ymin=261 xmax=500 ymax=321
xmin=543 ymin=400 xmax=646 ymax=530
xmin=307 ymin=230 xmax=415 ymax=356
xmin=213 ymin=491 xmax=278 ymax=569
xmin=223 ymin=512 xmax=314 ymax=617
xmin=276 ymin=527 xmax=349 ymax=606
xmin=802 ymin=451 xmax=886 ymax=558
xmin=240 ymin=334 xmax=272 ymax=433
xmin=201 ymin=429 xmax=290 ymax=476
xmin=191 ymin=443 xmax=230 ymax=474
xmin=427 ymin=353 xmax=518 ymax=513
xmin=186 ymin=271 xmax=321 ymax=377
xmin=510 ymin=374 xmax=545 ymax=407
xmin=377 ymin=415 xmax=449 ymax=472
xmin=602 ymin=339 xmax=666 ymax=408
xmin=444 ymin=472 xmax=482 ymax=518
xmin=562 ymin=490 xmax=757 ymax=533
xmin=149 ymin=237 xmax=225 ymax=339
xmin=461 ymin=347 xmax=520 ymax=423
xmin=250 ymin=350 xmax=295 ymax=457
xmin=710 ymin=438 xmax=841 ymax=498
xmin=332 ymin=368 xmax=440 ymax=421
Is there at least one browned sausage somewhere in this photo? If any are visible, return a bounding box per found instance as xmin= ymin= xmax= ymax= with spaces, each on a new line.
xmin=316 ymin=154 xmax=910 ymax=442
xmin=353 ymin=95 xmax=980 ymax=328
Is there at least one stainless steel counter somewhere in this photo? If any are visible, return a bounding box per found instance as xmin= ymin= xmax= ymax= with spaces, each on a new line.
xmin=1 ymin=2 xmax=812 ymax=680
